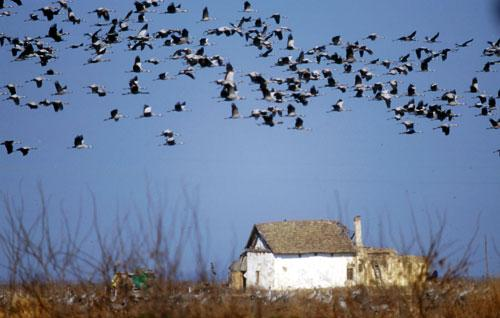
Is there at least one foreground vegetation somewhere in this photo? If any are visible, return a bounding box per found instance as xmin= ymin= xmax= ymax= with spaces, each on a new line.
xmin=1 ymin=278 xmax=499 ymax=317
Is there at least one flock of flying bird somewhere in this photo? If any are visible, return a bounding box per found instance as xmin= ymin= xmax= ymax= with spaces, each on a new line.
xmin=1 ymin=0 xmax=500 ymax=157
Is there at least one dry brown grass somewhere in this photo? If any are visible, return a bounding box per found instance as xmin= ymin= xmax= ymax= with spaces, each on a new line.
xmin=0 ymin=278 xmax=499 ymax=318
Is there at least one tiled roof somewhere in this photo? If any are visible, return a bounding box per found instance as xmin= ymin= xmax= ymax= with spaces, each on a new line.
xmin=247 ymin=220 xmax=356 ymax=254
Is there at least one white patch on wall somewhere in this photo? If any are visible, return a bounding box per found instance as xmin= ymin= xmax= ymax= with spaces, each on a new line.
xmin=273 ymin=254 xmax=354 ymax=290
xmin=245 ymin=252 xmax=356 ymax=290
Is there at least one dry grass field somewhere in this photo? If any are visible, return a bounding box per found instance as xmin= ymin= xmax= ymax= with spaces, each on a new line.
xmin=1 ymin=278 xmax=499 ymax=318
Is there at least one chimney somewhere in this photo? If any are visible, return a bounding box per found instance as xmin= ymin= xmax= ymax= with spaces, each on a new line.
xmin=354 ymin=215 xmax=363 ymax=247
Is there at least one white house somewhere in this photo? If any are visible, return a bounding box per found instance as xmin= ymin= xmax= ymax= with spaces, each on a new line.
xmin=229 ymin=217 xmax=426 ymax=290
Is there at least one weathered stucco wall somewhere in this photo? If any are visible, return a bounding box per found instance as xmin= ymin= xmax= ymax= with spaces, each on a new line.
xmin=355 ymin=249 xmax=426 ymax=286
xmin=273 ymin=254 xmax=355 ymax=290
xmin=245 ymin=252 xmax=275 ymax=289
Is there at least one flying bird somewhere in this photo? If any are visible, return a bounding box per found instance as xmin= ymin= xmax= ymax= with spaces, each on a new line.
xmin=24 ymin=101 xmax=39 ymax=109
xmin=71 ymin=135 xmax=91 ymax=149
xmin=168 ymin=101 xmax=190 ymax=112
xmin=328 ymin=99 xmax=348 ymax=112
xmin=54 ymin=80 xmax=68 ymax=95
xmin=161 ymin=137 xmax=182 ymax=146
xmin=365 ymin=33 xmax=383 ymax=41
xmin=285 ymin=104 xmax=298 ymax=117
xmin=1 ymin=140 xmax=20 ymax=154
xmin=488 ymin=118 xmax=500 ymax=129
xmin=397 ymin=31 xmax=416 ymax=41
xmin=456 ymin=39 xmax=474 ymax=48
xmin=400 ymin=121 xmax=420 ymax=134
xmin=225 ymin=103 xmax=241 ymax=119
xmin=200 ymin=6 xmax=213 ymax=21
xmin=16 ymin=146 xmax=36 ymax=156
xmin=166 ymin=2 xmax=187 ymax=14
xmin=90 ymin=7 xmax=111 ymax=22
xmin=137 ymin=104 xmax=161 ymax=118
xmin=433 ymin=124 xmax=457 ymax=136
xmin=158 ymin=129 xmax=179 ymax=138
xmin=26 ymin=76 xmax=48 ymax=88
xmin=243 ymin=1 xmax=254 ymax=12
xmin=288 ymin=117 xmax=310 ymax=130
xmin=178 ymin=66 xmax=195 ymax=79
xmin=425 ymin=32 xmax=440 ymax=43
xmin=105 ymin=109 xmax=126 ymax=121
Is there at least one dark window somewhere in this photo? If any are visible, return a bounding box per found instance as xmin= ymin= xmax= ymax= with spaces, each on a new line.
xmin=256 ymin=271 xmax=260 ymax=286
xmin=347 ymin=268 xmax=354 ymax=280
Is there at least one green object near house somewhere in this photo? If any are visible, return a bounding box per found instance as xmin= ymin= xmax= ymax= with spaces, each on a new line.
xmin=131 ymin=271 xmax=154 ymax=289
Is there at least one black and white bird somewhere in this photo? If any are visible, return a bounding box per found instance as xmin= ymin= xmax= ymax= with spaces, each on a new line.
xmin=488 ymin=118 xmax=500 ymax=129
xmin=89 ymin=7 xmax=112 ymax=22
xmin=328 ymin=99 xmax=348 ymax=112
xmin=365 ymin=33 xmax=383 ymax=41
xmin=200 ymin=6 xmax=214 ymax=21
xmin=54 ymin=80 xmax=68 ymax=95
xmin=469 ymin=77 xmax=479 ymax=93
xmin=433 ymin=124 xmax=457 ymax=136
xmin=288 ymin=117 xmax=310 ymax=130
xmin=169 ymin=101 xmax=190 ymax=112
xmin=137 ymin=104 xmax=161 ymax=118
xmin=155 ymin=72 xmax=172 ymax=81
xmin=105 ymin=109 xmax=126 ymax=121
xmin=482 ymin=60 xmax=500 ymax=72
xmin=285 ymin=104 xmax=298 ymax=117
xmin=4 ymin=83 xmax=17 ymax=95
xmin=16 ymin=146 xmax=36 ymax=156
xmin=87 ymin=84 xmax=108 ymax=96
xmin=1 ymin=140 xmax=20 ymax=154
xmin=5 ymin=94 xmax=24 ymax=105
xmin=26 ymin=76 xmax=48 ymax=88
xmin=178 ymin=66 xmax=195 ymax=79
xmin=225 ymin=103 xmax=241 ymax=119
xmin=71 ymin=135 xmax=91 ymax=149
xmin=131 ymin=55 xmax=147 ymax=73
xmin=455 ymin=38 xmax=474 ymax=48
xmin=1 ymin=0 xmax=23 ymax=8
xmin=400 ymin=121 xmax=420 ymax=134
xmin=397 ymin=31 xmax=416 ymax=41
xmin=243 ymin=1 xmax=254 ymax=12
xmin=286 ymin=34 xmax=296 ymax=50
xmin=165 ymin=2 xmax=187 ymax=14
xmin=259 ymin=113 xmax=282 ymax=127
xmin=126 ymin=76 xmax=149 ymax=94
xmin=25 ymin=101 xmax=39 ymax=109
xmin=51 ymin=100 xmax=65 ymax=112
xmin=161 ymin=136 xmax=183 ymax=146
xmin=158 ymin=129 xmax=179 ymax=138
xmin=425 ymin=32 xmax=440 ymax=43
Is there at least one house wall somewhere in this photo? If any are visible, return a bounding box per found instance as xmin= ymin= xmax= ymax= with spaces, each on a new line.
xmin=355 ymin=250 xmax=426 ymax=286
xmin=238 ymin=250 xmax=425 ymax=290
xmin=272 ymin=254 xmax=355 ymax=290
xmin=229 ymin=271 xmax=244 ymax=290
xmin=245 ymin=252 xmax=275 ymax=289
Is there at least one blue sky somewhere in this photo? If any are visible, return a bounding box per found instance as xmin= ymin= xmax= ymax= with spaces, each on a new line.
xmin=0 ymin=0 xmax=499 ymax=277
